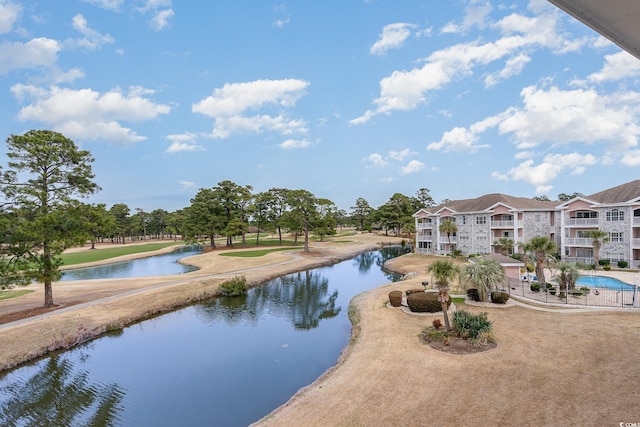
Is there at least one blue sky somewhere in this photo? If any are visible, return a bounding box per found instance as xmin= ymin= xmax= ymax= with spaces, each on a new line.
xmin=2 ymin=0 xmax=640 ymax=213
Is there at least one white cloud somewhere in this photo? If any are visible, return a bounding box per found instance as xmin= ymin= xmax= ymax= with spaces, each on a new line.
xmin=586 ymin=51 xmax=640 ymax=83
xmin=71 ymin=14 xmax=114 ymax=50
xmin=619 ymin=150 xmax=640 ymax=167
xmin=438 ymin=84 xmax=640 ymax=156
xmin=364 ymin=153 xmax=389 ymax=168
xmin=279 ymin=138 xmax=311 ymax=149
xmin=193 ymin=79 xmax=309 ymax=139
xmin=165 ymin=133 xmax=205 ymax=153
xmin=484 ymin=53 xmax=530 ymax=88
xmin=273 ymin=17 xmax=290 ymax=28
xmin=388 ymin=148 xmax=416 ymax=161
xmin=428 ymin=126 xmax=490 ymax=152
xmin=401 ymin=160 xmax=425 ymax=174
xmin=351 ymin=5 xmax=580 ymax=124
xmin=13 ymin=85 xmax=171 ymax=143
xmin=498 ymin=152 xmax=597 ymax=193
xmin=82 ymin=0 xmax=123 ymax=11
xmin=150 ymin=9 xmax=174 ymax=31
xmin=0 ymin=37 xmax=60 ymax=75
xmin=380 ymin=177 xmax=394 ymax=184
xmin=0 ymin=0 xmax=21 ymax=34
xmin=370 ymin=23 xmax=416 ymax=55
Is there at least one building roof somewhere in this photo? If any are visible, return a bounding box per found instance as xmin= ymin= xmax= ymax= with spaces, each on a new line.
xmin=585 ymin=179 xmax=640 ymax=204
xmin=427 ymin=193 xmax=558 ymax=214
xmin=547 ymin=0 xmax=640 ymax=60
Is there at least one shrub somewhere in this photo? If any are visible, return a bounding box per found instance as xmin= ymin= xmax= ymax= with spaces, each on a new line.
xmin=219 ymin=276 xmax=248 ymax=297
xmin=603 ymin=265 xmax=611 ymax=271
xmin=617 ymin=260 xmax=628 ymax=269
xmin=558 ymin=291 xmax=566 ymax=299
xmin=406 ymin=291 xmax=451 ymax=313
xmin=452 ymin=310 xmax=494 ymax=344
xmin=389 ymin=290 xmax=403 ymax=307
xmin=432 ymin=318 xmax=442 ymax=329
xmin=599 ymin=259 xmax=611 ymax=266
xmin=579 ymin=286 xmax=591 ymax=295
xmin=526 ymin=264 xmax=535 ymax=273
xmin=491 ymin=291 xmax=510 ymax=304
xmin=467 ymin=288 xmax=480 ymax=302
xmin=530 ymin=283 xmax=541 ymax=292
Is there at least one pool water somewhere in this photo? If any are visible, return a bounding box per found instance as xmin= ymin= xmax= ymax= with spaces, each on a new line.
xmin=576 ymin=275 xmax=634 ymax=290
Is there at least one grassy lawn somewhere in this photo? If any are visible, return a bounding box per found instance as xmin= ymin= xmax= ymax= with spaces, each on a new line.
xmin=0 ymin=289 xmax=34 ymax=301
xmin=219 ymin=247 xmax=298 ymax=258
xmin=60 ymin=242 xmax=184 ymax=266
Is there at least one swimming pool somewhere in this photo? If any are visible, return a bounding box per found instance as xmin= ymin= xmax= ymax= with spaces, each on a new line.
xmin=576 ymin=275 xmax=635 ymax=290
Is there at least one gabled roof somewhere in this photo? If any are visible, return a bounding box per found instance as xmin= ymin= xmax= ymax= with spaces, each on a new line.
xmin=425 ymin=193 xmax=558 ymax=214
xmin=585 ymin=179 xmax=640 ymax=204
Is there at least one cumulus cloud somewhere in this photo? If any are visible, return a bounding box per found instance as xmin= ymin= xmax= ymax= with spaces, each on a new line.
xmin=279 ymin=138 xmax=311 ymax=149
xmin=13 ymin=85 xmax=171 ymax=143
xmin=427 ymin=126 xmax=490 ymax=153
xmin=193 ymin=79 xmax=309 ymax=139
xmin=495 ymin=152 xmax=597 ymax=194
xmin=400 ymin=160 xmax=425 ymax=174
xmin=71 ymin=14 xmax=114 ymax=50
xmin=0 ymin=37 xmax=60 ymax=75
xmin=0 ymin=0 xmax=21 ymax=34
xmin=586 ymin=51 xmax=640 ymax=83
xmin=165 ymin=133 xmax=205 ymax=153
xmin=363 ymin=153 xmax=389 ymax=168
xmin=351 ymin=4 xmax=583 ymax=124
xmin=388 ymin=148 xmax=417 ymax=161
xmin=179 ymin=180 xmax=196 ymax=192
xmin=370 ymin=23 xmax=416 ymax=55
xmin=441 ymin=0 xmax=492 ymax=34
xmin=149 ymin=8 xmax=174 ymax=31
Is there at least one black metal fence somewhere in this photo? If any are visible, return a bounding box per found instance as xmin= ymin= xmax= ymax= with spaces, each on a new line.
xmin=505 ymin=277 xmax=640 ymax=308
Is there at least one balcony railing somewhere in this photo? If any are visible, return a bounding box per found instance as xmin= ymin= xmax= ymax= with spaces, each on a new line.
xmin=491 ymin=220 xmax=514 ymax=228
xmin=564 ymin=237 xmax=593 ymax=246
xmin=565 ymin=218 xmax=599 ymax=226
xmin=416 ymin=223 xmax=432 ymax=229
xmin=563 ymin=256 xmax=594 ymax=265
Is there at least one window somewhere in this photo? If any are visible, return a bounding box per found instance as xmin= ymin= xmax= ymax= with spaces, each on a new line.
xmin=576 ymin=230 xmax=590 ymax=238
xmin=606 ymin=209 xmax=624 ymax=222
xmin=576 ymin=211 xmax=597 ymax=219
xmin=535 ymin=214 xmax=541 ymax=222
xmin=610 ymin=232 xmax=623 ymax=242
xmin=460 ymin=216 xmax=467 ymax=225
xmin=476 ymin=216 xmax=487 ymax=225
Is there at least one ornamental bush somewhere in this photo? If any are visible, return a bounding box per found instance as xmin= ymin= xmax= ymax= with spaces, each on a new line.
xmin=219 ymin=276 xmax=248 ymax=297
xmin=530 ymin=283 xmax=541 ymax=292
xmin=389 ymin=290 xmax=403 ymax=307
xmin=490 ymin=291 xmax=510 ymax=304
xmin=406 ymin=291 xmax=451 ymax=313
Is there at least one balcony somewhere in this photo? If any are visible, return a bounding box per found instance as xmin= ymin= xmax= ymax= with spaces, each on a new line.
xmin=634 ymin=217 xmax=640 ymax=225
xmin=491 ymin=220 xmax=514 ymax=228
xmin=565 ymin=218 xmax=599 ymax=226
xmin=564 ymin=256 xmax=594 ymax=265
xmin=564 ymin=237 xmax=593 ymax=246
xmin=416 ymin=223 xmax=432 ymax=229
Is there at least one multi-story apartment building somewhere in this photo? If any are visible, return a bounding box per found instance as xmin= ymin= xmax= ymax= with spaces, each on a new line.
xmin=414 ymin=194 xmax=559 ymax=256
xmin=414 ymin=180 xmax=640 ymax=267
xmin=559 ymin=179 xmax=640 ymax=268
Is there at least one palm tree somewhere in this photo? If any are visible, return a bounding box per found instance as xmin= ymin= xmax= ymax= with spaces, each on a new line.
xmin=587 ymin=229 xmax=609 ymax=270
xmin=555 ymin=261 xmax=580 ymax=293
xmin=438 ymin=219 xmax=457 ymax=255
xmin=521 ymin=236 xmax=556 ymax=286
xmin=461 ymin=257 xmax=506 ymax=302
xmin=493 ymin=237 xmax=514 ymax=256
xmin=427 ymin=259 xmax=461 ymax=332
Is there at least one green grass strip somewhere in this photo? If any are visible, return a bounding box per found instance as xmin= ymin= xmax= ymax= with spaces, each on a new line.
xmin=60 ymin=242 xmax=184 ymax=266
xmin=219 ymin=247 xmax=297 ymax=258
xmin=0 ymin=289 xmax=34 ymax=301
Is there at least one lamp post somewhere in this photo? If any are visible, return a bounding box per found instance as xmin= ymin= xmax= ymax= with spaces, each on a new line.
xmin=422 ymin=281 xmax=429 ymax=292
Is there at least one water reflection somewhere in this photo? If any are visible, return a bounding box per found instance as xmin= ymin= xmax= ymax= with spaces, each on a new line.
xmin=0 ymin=247 xmax=407 ymax=427
xmin=199 ymin=270 xmax=340 ymax=330
xmin=61 ymin=246 xmax=201 ymax=281
xmin=0 ymin=355 xmax=125 ymax=427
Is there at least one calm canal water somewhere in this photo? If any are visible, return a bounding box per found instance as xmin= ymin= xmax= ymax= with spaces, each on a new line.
xmin=0 ymin=246 xmax=406 ymax=427
xmin=60 ymin=246 xmax=202 ymax=281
